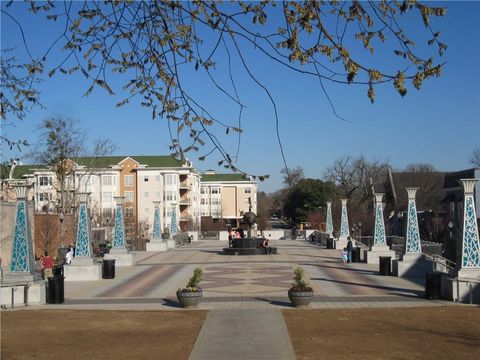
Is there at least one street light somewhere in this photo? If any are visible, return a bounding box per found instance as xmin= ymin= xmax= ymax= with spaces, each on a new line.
xmin=59 ymin=213 xmax=64 ymax=248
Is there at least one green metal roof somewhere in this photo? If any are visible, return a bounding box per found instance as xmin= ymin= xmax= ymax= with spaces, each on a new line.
xmin=201 ymin=173 xmax=250 ymax=182
xmin=2 ymin=165 xmax=46 ymax=180
xmin=72 ymin=155 xmax=184 ymax=168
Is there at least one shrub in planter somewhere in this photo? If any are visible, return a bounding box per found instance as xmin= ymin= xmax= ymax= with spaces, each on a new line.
xmin=288 ymin=267 xmax=314 ymax=307
xmin=177 ymin=267 xmax=203 ymax=308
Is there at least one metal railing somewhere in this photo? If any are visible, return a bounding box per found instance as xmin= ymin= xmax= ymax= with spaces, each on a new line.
xmin=454 ymin=277 xmax=480 ymax=304
xmin=423 ymin=253 xmax=456 ymax=277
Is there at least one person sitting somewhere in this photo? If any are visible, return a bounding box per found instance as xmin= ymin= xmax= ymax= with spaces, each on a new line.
xmin=260 ymin=238 xmax=272 ymax=255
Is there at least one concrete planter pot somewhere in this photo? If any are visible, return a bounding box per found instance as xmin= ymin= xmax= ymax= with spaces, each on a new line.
xmin=288 ymin=289 xmax=314 ymax=307
xmin=176 ymin=289 xmax=203 ymax=308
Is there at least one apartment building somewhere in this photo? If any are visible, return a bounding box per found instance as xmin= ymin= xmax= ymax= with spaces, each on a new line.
xmin=200 ymin=171 xmax=257 ymax=225
xmin=1 ymin=158 xmax=257 ymax=235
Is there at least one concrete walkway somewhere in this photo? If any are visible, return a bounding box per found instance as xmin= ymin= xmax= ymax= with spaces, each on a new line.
xmin=189 ymin=309 xmax=296 ymax=360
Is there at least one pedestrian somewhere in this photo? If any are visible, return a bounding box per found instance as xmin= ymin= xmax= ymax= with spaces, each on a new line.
xmin=65 ymin=247 xmax=74 ymax=265
xmin=41 ymin=252 xmax=55 ymax=279
xmin=341 ymin=248 xmax=348 ymax=264
xmin=260 ymin=238 xmax=272 ymax=255
xmin=346 ymin=236 xmax=353 ymax=263
xmin=228 ymin=226 xmax=234 ymax=248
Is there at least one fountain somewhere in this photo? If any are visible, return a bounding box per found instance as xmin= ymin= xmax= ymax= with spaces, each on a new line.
xmin=223 ymin=200 xmax=277 ymax=255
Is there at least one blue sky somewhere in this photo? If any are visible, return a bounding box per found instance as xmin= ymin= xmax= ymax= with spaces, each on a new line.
xmin=2 ymin=1 xmax=479 ymax=193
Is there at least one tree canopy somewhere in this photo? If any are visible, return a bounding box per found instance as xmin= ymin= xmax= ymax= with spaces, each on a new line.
xmin=283 ymin=178 xmax=336 ymax=224
xmin=1 ymin=1 xmax=447 ymax=178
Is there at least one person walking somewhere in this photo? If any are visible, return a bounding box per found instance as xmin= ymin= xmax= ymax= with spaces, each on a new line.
xmin=65 ymin=247 xmax=74 ymax=265
xmin=346 ymin=236 xmax=353 ymax=263
xmin=41 ymin=252 xmax=55 ymax=279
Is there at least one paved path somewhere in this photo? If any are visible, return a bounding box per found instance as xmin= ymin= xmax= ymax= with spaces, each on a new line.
xmin=188 ymin=309 xmax=296 ymax=360
xmin=25 ymin=239 xmax=449 ymax=310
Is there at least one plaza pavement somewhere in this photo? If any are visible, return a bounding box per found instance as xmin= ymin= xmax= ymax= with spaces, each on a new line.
xmin=30 ymin=238 xmax=448 ymax=310
xmin=6 ymin=239 xmax=462 ymax=360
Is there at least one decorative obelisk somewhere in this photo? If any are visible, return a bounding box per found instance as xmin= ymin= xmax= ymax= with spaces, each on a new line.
xmin=366 ymin=193 xmax=396 ymax=264
xmin=404 ymin=188 xmax=422 ymax=258
xmin=326 ymin=201 xmax=333 ymax=237
xmin=167 ymin=202 xmax=177 ymax=249
xmin=146 ymin=201 xmax=167 ymax=251
xmin=104 ymin=196 xmax=134 ymax=266
xmin=336 ymin=199 xmax=350 ymax=249
xmin=392 ymin=188 xmax=429 ymax=277
xmin=1 ymin=181 xmax=46 ymax=306
xmin=64 ymin=192 xmax=101 ymax=281
xmin=4 ymin=182 xmax=40 ymax=282
xmin=457 ymin=179 xmax=480 ymax=277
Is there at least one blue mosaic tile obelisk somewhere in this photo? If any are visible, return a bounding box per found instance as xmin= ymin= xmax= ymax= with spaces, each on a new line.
xmin=373 ymin=193 xmax=387 ymax=246
xmin=405 ymin=188 xmax=421 ymax=255
xmin=152 ymin=201 xmax=162 ymax=240
xmin=75 ymin=192 xmax=93 ymax=257
xmin=170 ymin=203 xmax=178 ymax=236
xmin=326 ymin=201 xmax=333 ymax=236
xmin=459 ymin=179 xmax=480 ymax=271
xmin=340 ymin=199 xmax=350 ymax=238
xmin=113 ymin=196 xmax=126 ymax=249
xmin=9 ymin=183 xmax=36 ymax=276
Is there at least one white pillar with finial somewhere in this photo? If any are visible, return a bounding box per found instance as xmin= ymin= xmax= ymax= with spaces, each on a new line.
xmin=1 ymin=181 xmax=46 ymax=306
xmin=336 ymin=199 xmax=350 ymax=249
xmin=166 ymin=202 xmax=177 ymax=249
xmin=392 ymin=188 xmax=431 ymax=277
xmin=366 ymin=193 xmax=396 ymax=264
xmin=146 ymin=201 xmax=167 ymax=252
xmin=104 ymin=196 xmax=135 ymax=266
xmin=450 ymin=179 xmax=480 ymax=302
xmin=64 ymin=192 xmax=102 ymax=281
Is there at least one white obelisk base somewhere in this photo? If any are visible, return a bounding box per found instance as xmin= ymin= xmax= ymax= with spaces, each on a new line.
xmin=441 ymin=269 xmax=480 ymax=303
xmin=365 ymin=245 xmax=396 ymax=265
xmin=146 ymin=240 xmax=167 ymax=252
xmin=104 ymin=247 xmax=135 ymax=266
xmin=1 ymin=273 xmax=46 ymax=306
xmin=392 ymin=253 xmax=432 ymax=277
xmin=166 ymin=239 xmax=176 ymax=249
xmin=64 ymin=257 xmax=102 ymax=281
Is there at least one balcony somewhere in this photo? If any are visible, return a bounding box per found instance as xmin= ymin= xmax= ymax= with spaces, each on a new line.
xmin=179 ymin=197 xmax=191 ymax=206
xmin=179 ymin=181 xmax=191 ymax=189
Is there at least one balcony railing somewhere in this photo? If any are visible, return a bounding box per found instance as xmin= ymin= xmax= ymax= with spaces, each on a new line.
xmin=179 ymin=197 xmax=191 ymax=205
xmin=179 ymin=181 xmax=191 ymax=189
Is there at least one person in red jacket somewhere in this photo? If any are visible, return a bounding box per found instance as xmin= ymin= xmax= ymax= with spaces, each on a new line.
xmin=41 ymin=252 xmax=55 ymax=279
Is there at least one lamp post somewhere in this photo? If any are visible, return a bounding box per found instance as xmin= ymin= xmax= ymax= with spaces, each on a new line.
xmin=358 ymin=222 xmax=362 ymax=244
xmin=59 ymin=212 xmax=64 ymax=248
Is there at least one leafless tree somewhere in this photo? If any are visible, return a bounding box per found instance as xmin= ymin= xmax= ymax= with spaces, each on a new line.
xmin=470 ymin=146 xmax=480 ymax=167
xmin=281 ymin=166 xmax=304 ymax=187
xmin=2 ymin=1 xmax=447 ymax=178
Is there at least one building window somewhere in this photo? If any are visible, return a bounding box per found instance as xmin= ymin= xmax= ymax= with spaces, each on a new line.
xmin=245 ymin=188 xmax=251 ymax=194
xmin=145 ymin=208 xmax=149 ymax=214
xmin=124 ymin=175 xmax=134 ymax=186
xmin=155 ymin=175 xmax=161 ymax=182
xmin=165 ymin=191 xmax=176 ymax=201
xmin=155 ymin=191 xmax=161 ymax=198
xmin=200 ymin=198 xmax=206 ymax=205
xmin=212 ymin=198 xmax=220 ymax=205
xmin=102 ymin=175 xmax=113 ymax=186
xmin=165 ymin=174 xmax=177 ymax=185
xmin=38 ymin=193 xmax=50 ymax=201
xmin=144 ymin=176 xmax=149 ymax=182
xmin=125 ymin=207 xmax=134 ymax=217
xmin=211 ymin=188 xmax=219 ymax=194
xmin=103 ymin=192 xmax=113 ymax=203
xmin=39 ymin=176 xmax=52 ymax=186
xmin=144 ymin=192 xmax=149 ymax=198
xmin=200 ymin=188 xmax=206 ymax=194
xmin=124 ymin=191 xmax=134 ymax=203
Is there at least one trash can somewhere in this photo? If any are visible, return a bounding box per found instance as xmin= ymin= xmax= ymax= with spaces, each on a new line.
xmin=102 ymin=259 xmax=116 ymax=279
xmin=379 ymin=256 xmax=391 ymax=276
xmin=46 ymin=275 xmax=65 ymax=304
xmin=351 ymin=247 xmax=361 ymax=263
xmin=425 ymin=272 xmax=442 ymax=299
xmin=53 ymin=266 xmax=64 ymax=277
xmin=326 ymin=238 xmax=334 ymax=249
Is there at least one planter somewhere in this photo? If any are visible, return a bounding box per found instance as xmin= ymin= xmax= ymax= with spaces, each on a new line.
xmin=288 ymin=289 xmax=314 ymax=307
xmin=176 ymin=289 xmax=203 ymax=308
xmin=162 ymin=233 xmax=170 ymax=240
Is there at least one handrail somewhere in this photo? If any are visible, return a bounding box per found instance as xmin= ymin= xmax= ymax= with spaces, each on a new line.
xmin=453 ymin=277 xmax=480 ymax=304
xmin=423 ymin=253 xmax=456 ymax=277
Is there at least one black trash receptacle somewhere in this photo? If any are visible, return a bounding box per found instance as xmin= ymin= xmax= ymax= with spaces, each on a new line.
xmin=327 ymin=238 xmax=334 ymax=249
xmin=379 ymin=256 xmax=391 ymax=276
xmin=46 ymin=275 xmax=65 ymax=304
xmin=53 ymin=266 xmax=64 ymax=277
xmin=351 ymin=247 xmax=361 ymax=263
xmin=425 ymin=272 xmax=442 ymax=299
xmin=102 ymin=259 xmax=116 ymax=279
